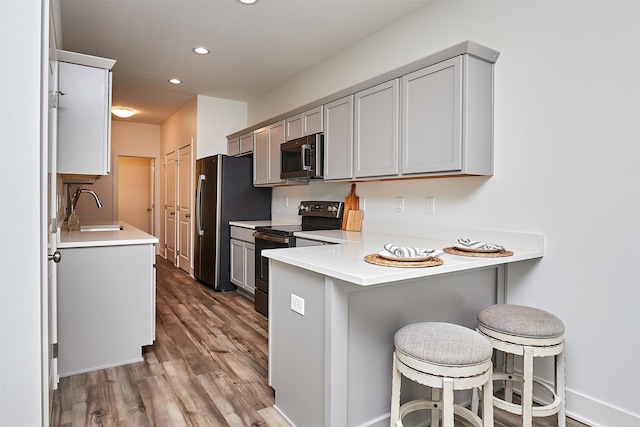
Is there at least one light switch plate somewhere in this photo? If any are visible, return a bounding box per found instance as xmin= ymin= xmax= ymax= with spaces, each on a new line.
xmin=425 ymin=197 xmax=435 ymax=214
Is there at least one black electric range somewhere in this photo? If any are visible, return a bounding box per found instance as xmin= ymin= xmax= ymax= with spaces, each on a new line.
xmin=252 ymin=200 xmax=343 ymax=316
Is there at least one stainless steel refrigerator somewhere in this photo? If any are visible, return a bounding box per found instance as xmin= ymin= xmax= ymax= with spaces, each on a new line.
xmin=194 ymin=154 xmax=271 ymax=291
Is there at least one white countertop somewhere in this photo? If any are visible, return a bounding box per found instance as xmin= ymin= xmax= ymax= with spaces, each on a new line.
xmin=263 ymin=226 xmax=544 ymax=286
xmin=58 ymin=221 xmax=159 ymax=248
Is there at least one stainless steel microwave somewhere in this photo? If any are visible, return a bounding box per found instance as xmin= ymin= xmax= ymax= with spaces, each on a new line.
xmin=280 ymin=134 xmax=323 ymax=179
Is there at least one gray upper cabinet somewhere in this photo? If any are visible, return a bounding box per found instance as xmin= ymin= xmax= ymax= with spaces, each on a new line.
xmin=58 ymin=55 xmax=114 ymax=176
xmin=230 ymin=42 xmax=499 ymax=185
xmin=227 ymin=136 xmax=240 ymax=156
xmin=286 ymin=106 xmax=324 ymax=141
xmin=286 ymin=114 xmax=303 ymax=141
xmin=354 ymin=79 xmax=400 ymax=178
xmin=302 ymin=106 xmax=323 ymax=135
xmin=228 ymin=131 xmax=253 ymax=156
xmin=239 ymin=131 xmax=253 ymax=154
xmin=253 ymin=120 xmax=285 ymax=186
xmin=323 ymin=95 xmax=354 ymax=181
xmin=401 ymin=54 xmax=494 ymax=176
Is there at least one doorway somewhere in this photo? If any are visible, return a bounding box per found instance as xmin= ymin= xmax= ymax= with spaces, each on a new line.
xmin=118 ymin=156 xmax=154 ymax=234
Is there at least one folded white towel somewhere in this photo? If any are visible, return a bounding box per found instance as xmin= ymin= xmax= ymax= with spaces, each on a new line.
xmin=457 ymin=238 xmax=504 ymax=251
xmin=384 ymin=243 xmax=442 ymax=258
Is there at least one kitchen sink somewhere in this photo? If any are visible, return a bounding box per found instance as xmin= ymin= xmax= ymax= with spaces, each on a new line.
xmin=80 ymin=224 xmax=126 ymax=232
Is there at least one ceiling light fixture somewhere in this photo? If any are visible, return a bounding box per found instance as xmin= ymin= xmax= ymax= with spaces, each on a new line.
xmin=111 ymin=107 xmax=136 ymax=118
xmin=193 ymin=47 xmax=210 ymax=55
xmin=238 ymin=0 xmax=257 ymax=4
xmin=168 ymin=78 xmax=182 ymax=85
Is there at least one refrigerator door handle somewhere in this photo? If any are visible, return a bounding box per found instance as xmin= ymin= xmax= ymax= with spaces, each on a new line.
xmin=196 ymin=174 xmax=205 ymax=236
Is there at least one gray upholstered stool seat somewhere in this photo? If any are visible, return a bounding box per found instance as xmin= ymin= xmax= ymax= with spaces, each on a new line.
xmin=390 ymin=322 xmax=494 ymax=427
xmin=476 ymin=304 xmax=566 ymax=427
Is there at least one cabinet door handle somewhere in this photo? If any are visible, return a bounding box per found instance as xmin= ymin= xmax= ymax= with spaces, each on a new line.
xmin=48 ymin=251 xmax=62 ymax=263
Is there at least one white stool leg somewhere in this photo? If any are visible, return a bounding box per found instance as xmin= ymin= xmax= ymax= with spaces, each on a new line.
xmin=482 ymin=372 xmax=493 ymax=427
xmin=390 ymin=353 xmax=401 ymax=427
xmin=505 ymin=352 xmax=514 ymax=403
xmin=522 ymin=347 xmax=534 ymax=427
xmin=431 ymin=387 xmax=440 ymax=427
xmin=471 ymin=387 xmax=479 ymax=415
xmin=441 ymin=379 xmax=454 ymax=427
xmin=557 ymin=348 xmax=566 ymax=427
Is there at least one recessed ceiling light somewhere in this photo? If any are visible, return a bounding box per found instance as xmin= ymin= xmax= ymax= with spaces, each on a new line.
xmin=193 ymin=47 xmax=209 ymax=55
xmin=168 ymin=78 xmax=182 ymax=85
xmin=238 ymin=0 xmax=257 ymax=4
xmin=111 ymin=107 xmax=136 ymax=118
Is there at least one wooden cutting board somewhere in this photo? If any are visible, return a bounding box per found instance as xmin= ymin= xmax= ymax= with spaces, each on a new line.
xmin=342 ymin=183 xmax=359 ymax=230
xmin=345 ymin=210 xmax=363 ymax=231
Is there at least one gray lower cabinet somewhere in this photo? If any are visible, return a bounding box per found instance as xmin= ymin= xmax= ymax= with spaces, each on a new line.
xmin=253 ymin=121 xmax=285 ymax=186
xmin=323 ymin=95 xmax=354 ymax=180
xmin=401 ymin=54 xmax=494 ymax=176
xmin=354 ymin=79 xmax=400 ymax=178
xmin=57 ymin=243 xmax=155 ymax=376
xmin=230 ymin=226 xmax=256 ymax=295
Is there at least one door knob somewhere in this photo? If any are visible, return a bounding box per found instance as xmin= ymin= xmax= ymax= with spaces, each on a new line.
xmin=48 ymin=251 xmax=62 ymax=263
xmin=185 ymin=213 xmax=191 ymax=218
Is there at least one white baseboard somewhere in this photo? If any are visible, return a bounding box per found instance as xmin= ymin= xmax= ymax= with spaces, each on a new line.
xmin=565 ymin=388 xmax=640 ymax=427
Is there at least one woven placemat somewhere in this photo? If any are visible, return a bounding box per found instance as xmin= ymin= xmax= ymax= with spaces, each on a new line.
xmin=364 ymin=253 xmax=444 ymax=268
xmin=443 ymin=247 xmax=513 ymax=257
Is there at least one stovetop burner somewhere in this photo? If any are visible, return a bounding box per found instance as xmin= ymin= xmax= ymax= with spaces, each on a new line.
xmin=255 ymin=201 xmax=343 ymax=236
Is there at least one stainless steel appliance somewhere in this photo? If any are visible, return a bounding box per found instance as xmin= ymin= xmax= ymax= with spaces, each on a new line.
xmin=194 ymin=154 xmax=272 ymax=291
xmin=280 ymin=134 xmax=323 ymax=179
xmin=253 ymin=200 xmax=343 ymax=316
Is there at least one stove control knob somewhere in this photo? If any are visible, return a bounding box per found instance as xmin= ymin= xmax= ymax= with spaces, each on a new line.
xmin=298 ymin=204 xmax=310 ymax=211
xmin=328 ymin=205 xmax=337 ymax=212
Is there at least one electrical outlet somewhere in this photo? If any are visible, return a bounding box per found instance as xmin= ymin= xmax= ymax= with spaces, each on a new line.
xmin=395 ymin=197 xmax=404 ymax=213
xmin=425 ymin=197 xmax=435 ymax=214
xmin=284 ymin=196 xmax=289 ymax=207
xmin=291 ymin=294 xmax=305 ymax=315
xmin=360 ymin=197 xmax=366 ymax=211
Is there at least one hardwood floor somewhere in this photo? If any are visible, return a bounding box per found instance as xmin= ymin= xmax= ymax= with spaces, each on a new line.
xmin=51 ymin=256 xmax=588 ymax=427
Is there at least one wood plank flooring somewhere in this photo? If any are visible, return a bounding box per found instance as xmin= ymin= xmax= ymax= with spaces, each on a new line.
xmin=51 ymin=256 xmax=588 ymax=427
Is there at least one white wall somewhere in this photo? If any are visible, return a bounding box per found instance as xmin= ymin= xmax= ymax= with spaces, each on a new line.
xmin=72 ymin=122 xmax=162 ymax=237
xmin=196 ymin=95 xmax=247 ymax=159
xmin=0 ymin=0 xmax=46 ymax=425
xmin=252 ymin=1 xmax=640 ymax=425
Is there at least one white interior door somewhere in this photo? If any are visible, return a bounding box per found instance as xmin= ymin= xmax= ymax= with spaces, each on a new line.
xmin=177 ymin=145 xmax=191 ymax=273
xmin=118 ymin=156 xmax=153 ymax=234
xmin=46 ymin=34 xmax=59 ymax=420
xmin=165 ymin=151 xmax=177 ymax=264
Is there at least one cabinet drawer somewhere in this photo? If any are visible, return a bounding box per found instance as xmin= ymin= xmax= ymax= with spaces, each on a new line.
xmin=230 ymin=226 xmax=255 ymax=243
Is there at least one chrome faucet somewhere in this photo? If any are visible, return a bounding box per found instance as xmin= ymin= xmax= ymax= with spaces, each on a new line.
xmin=72 ymin=188 xmax=103 ymax=210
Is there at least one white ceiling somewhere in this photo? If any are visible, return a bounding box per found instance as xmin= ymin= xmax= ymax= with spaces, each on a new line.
xmin=57 ymin=0 xmax=432 ymax=125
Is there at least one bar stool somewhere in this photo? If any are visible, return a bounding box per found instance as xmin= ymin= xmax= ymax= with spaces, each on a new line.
xmin=390 ymin=322 xmax=494 ymax=427
xmin=476 ymin=304 xmax=566 ymax=427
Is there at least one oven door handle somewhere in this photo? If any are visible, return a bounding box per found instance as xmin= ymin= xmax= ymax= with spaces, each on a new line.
xmin=253 ymin=232 xmax=290 ymax=245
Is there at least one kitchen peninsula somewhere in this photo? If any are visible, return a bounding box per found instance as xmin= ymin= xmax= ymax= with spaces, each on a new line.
xmin=57 ymin=222 xmax=158 ymax=377
xmin=263 ymin=225 xmax=543 ymax=427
